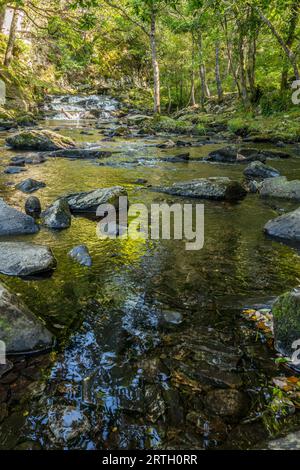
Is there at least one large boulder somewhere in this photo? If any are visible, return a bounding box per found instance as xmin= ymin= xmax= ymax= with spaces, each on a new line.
xmin=264 ymin=208 xmax=300 ymax=242
xmin=64 ymin=186 xmax=127 ymax=213
xmin=272 ymin=289 xmax=300 ymax=357
xmin=243 ymin=161 xmax=280 ymax=180
xmin=0 ymin=282 xmax=53 ymax=353
xmin=206 ymin=147 xmax=266 ymax=164
xmin=41 ymin=199 xmax=71 ymax=230
xmin=6 ymin=130 xmax=76 ymax=151
xmin=0 ymin=198 xmax=39 ymax=236
xmin=153 ymin=177 xmax=247 ymax=202
xmin=260 ymin=177 xmax=300 ymax=200
xmin=0 ymin=242 xmax=56 ymax=276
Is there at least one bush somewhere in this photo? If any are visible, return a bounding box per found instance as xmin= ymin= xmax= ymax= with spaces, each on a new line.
xmin=260 ymin=90 xmax=292 ymax=116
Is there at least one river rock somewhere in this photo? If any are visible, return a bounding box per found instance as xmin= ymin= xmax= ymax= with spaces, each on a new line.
xmin=16 ymin=178 xmax=46 ymax=194
xmin=0 ymin=282 xmax=53 ymax=353
xmin=0 ymin=242 xmax=56 ymax=276
xmin=25 ymin=154 xmax=47 ymax=165
xmin=272 ymin=289 xmax=300 ymax=357
xmin=25 ymin=196 xmax=41 ymax=217
xmin=260 ymin=176 xmax=300 ymax=200
xmin=243 ymin=161 xmax=280 ymax=180
xmin=64 ymin=186 xmax=127 ymax=213
xmin=153 ymin=177 xmax=247 ymax=202
xmin=10 ymin=154 xmax=47 ymax=165
xmin=48 ymin=406 xmax=90 ymax=444
xmin=0 ymin=198 xmax=39 ymax=236
xmin=41 ymin=199 xmax=71 ymax=229
xmin=205 ymin=389 xmax=250 ymax=420
xmin=157 ymin=140 xmax=176 ymax=149
xmin=264 ymin=207 xmax=300 ymax=242
xmin=161 ymin=153 xmax=190 ymax=163
xmin=45 ymin=148 xmax=112 ymax=159
xmin=206 ymin=147 xmax=266 ymax=164
xmin=4 ymin=166 xmax=27 ymax=174
xmin=68 ymin=245 xmax=92 ymax=267
xmin=6 ymin=130 xmax=76 ymax=151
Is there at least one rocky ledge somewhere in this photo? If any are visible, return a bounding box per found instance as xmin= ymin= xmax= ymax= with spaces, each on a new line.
xmin=0 ymin=282 xmax=53 ymax=354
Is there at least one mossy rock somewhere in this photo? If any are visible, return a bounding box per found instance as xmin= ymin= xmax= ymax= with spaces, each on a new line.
xmin=6 ymin=129 xmax=76 ymax=151
xmin=272 ymin=289 xmax=300 ymax=357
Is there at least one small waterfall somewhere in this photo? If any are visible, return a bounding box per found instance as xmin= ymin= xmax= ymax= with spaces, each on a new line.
xmin=44 ymin=94 xmax=119 ymax=121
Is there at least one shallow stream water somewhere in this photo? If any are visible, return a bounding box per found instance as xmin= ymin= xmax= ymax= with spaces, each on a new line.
xmin=1 ymin=96 xmax=300 ymax=449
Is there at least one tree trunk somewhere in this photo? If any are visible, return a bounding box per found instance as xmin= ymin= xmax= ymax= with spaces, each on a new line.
xmin=167 ymin=84 xmax=172 ymax=114
xmin=247 ymin=35 xmax=257 ymax=102
xmin=0 ymin=5 xmax=6 ymax=33
xmin=221 ymin=16 xmax=241 ymax=97
xmin=150 ymin=10 xmax=160 ymax=114
xmin=188 ymin=36 xmax=196 ymax=106
xmin=4 ymin=8 xmax=19 ymax=66
xmin=238 ymin=31 xmax=249 ymax=107
xmin=280 ymin=1 xmax=300 ymax=90
xmin=215 ymin=40 xmax=223 ymax=103
xmin=255 ymin=6 xmax=299 ymax=81
xmin=198 ymin=33 xmax=210 ymax=109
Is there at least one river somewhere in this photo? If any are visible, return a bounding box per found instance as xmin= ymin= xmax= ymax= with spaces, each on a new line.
xmin=1 ymin=95 xmax=300 ymax=449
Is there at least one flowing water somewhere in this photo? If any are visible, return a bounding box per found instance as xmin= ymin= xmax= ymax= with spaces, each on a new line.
xmin=1 ymin=95 xmax=300 ymax=449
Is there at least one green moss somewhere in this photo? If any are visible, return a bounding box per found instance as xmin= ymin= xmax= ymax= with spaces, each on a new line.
xmin=150 ymin=115 xmax=194 ymax=133
xmin=272 ymin=290 xmax=300 ymax=356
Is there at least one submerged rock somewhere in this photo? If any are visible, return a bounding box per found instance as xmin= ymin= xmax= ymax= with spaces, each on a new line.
xmin=6 ymin=130 xmax=76 ymax=151
xmin=205 ymin=389 xmax=250 ymax=420
xmin=41 ymin=199 xmax=71 ymax=230
xmin=161 ymin=153 xmax=190 ymax=163
xmin=45 ymin=148 xmax=112 ymax=159
xmin=65 ymin=186 xmax=127 ymax=213
xmin=272 ymin=289 xmax=300 ymax=357
xmin=153 ymin=177 xmax=247 ymax=202
xmin=48 ymin=406 xmax=90 ymax=444
xmin=264 ymin=207 xmax=300 ymax=242
xmin=25 ymin=196 xmax=41 ymax=217
xmin=16 ymin=178 xmax=46 ymax=194
xmin=0 ymin=242 xmax=56 ymax=276
xmin=0 ymin=282 xmax=53 ymax=353
xmin=260 ymin=176 xmax=300 ymax=200
xmin=0 ymin=198 xmax=39 ymax=236
xmin=243 ymin=161 xmax=280 ymax=180
xmin=68 ymin=245 xmax=92 ymax=267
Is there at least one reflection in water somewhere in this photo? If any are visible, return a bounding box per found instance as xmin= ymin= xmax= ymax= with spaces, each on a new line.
xmin=1 ymin=103 xmax=300 ymax=449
